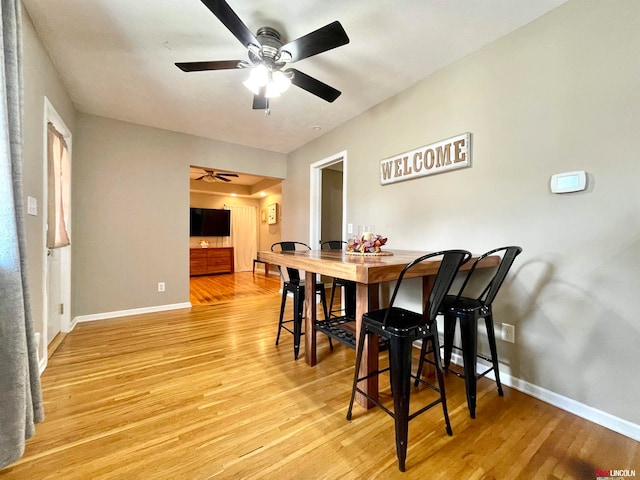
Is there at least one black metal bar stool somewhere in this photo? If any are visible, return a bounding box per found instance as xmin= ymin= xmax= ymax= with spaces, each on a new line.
xmin=320 ymin=240 xmax=355 ymax=319
xmin=271 ymin=241 xmax=331 ymax=360
xmin=416 ymin=246 xmax=522 ymax=418
xmin=346 ymin=249 xmax=472 ymax=472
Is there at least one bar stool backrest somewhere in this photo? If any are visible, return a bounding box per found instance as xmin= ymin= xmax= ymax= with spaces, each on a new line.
xmin=321 ymin=240 xmax=346 ymax=250
xmin=270 ymin=241 xmax=311 ymax=283
xmin=382 ymin=249 xmax=472 ymax=328
xmin=455 ymin=246 xmax=523 ymax=306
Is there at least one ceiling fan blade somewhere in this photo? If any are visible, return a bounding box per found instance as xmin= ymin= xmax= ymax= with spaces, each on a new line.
xmin=215 ymin=175 xmax=232 ymax=182
xmin=252 ymin=91 xmax=268 ymax=110
xmin=288 ymin=68 xmax=341 ymax=103
xmin=217 ymin=173 xmax=239 ymax=177
xmin=175 ymin=60 xmax=243 ymax=72
xmin=280 ymin=21 xmax=349 ymax=63
xmin=200 ymin=0 xmax=259 ymax=49
xmin=195 ymin=175 xmax=207 ymax=180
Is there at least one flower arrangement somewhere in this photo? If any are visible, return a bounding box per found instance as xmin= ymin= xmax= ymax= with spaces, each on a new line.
xmin=347 ymin=234 xmax=388 ymax=254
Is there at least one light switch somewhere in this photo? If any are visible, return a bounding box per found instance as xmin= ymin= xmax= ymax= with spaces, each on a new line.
xmin=27 ymin=196 xmax=38 ymax=216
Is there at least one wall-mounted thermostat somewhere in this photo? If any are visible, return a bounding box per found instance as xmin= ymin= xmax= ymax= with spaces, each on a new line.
xmin=550 ymin=171 xmax=587 ymax=194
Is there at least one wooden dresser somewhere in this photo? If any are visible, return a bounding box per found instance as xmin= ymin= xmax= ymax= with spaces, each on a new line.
xmin=189 ymin=247 xmax=234 ymax=276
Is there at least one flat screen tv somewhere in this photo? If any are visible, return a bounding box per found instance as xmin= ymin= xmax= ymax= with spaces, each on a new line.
xmin=190 ymin=208 xmax=231 ymax=237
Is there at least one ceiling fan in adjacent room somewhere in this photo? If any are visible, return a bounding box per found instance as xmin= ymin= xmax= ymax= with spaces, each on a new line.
xmin=175 ymin=0 xmax=350 ymax=114
xmin=194 ymin=169 xmax=239 ymax=183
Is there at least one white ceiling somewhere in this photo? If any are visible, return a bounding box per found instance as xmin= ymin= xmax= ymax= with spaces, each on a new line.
xmin=23 ymin=0 xmax=569 ymax=157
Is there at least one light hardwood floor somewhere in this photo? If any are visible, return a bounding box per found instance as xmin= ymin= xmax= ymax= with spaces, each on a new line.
xmin=2 ymin=272 xmax=638 ymax=479
xmin=189 ymin=270 xmax=281 ymax=306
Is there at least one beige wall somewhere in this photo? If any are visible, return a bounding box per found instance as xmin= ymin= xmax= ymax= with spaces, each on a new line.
xmin=258 ymin=192 xmax=283 ymax=252
xmin=72 ymin=114 xmax=286 ymax=316
xmin=285 ymin=0 xmax=640 ymax=427
xmin=22 ymin=6 xmax=77 ymax=361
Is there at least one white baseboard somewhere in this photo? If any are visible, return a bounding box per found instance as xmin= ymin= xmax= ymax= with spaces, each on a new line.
xmin=446 ymin=351 xmax=640 ymax=442
xmin=34 ymin=332 xmax=47 ymax=375
xmin=39 ymin=357 xmax=47 ymax=375
xmin=74 ymin=302 xmax=192 ymax=323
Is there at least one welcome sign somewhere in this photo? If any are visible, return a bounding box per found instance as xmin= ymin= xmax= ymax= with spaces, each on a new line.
xmin=380 ymin=132 xmax=471 ymax=185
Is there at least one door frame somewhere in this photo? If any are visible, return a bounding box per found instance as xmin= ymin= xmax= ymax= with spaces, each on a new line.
xmin=42 ymin=97 xmax=73 ymax=363
xmin=309 ymin=150 xmax=347 ymax=248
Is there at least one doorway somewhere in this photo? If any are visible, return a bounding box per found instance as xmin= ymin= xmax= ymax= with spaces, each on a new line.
xmin=309 ymin=150 xmax=347 ymax=248
xmin=44 ymin=98 xmax=72 ymax=362
xmin=321 ymin=163 xmax=343 ymax=245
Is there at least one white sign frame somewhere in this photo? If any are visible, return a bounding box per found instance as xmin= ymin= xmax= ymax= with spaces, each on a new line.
xmin=267 ymin=203 xmax=278 ymax=224
xmin=380 ymin=132 xmax=471 ymax=185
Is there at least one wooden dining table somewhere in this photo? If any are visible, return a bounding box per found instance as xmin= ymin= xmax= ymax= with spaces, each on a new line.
xmin=257 ymin=248 xmax=498 ymax=409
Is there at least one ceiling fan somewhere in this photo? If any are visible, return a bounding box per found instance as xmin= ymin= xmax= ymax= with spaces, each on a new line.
xmin=176 ymin=0 xmax=350 ymax=113
xmin=194 ymin=169 xmax=239 ymax=183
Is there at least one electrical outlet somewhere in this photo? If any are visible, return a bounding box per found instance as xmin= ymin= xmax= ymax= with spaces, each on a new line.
xmin=502 ymin=323 xmax=515 ymax=343
xmin=157 ymin=282 xmax=165 ymax=292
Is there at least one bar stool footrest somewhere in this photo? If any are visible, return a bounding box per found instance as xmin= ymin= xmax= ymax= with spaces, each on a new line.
xmin=315 ymin=316 xmax=388 ymax=350
xmin=445 ymin=344 xmax=496 ymax=379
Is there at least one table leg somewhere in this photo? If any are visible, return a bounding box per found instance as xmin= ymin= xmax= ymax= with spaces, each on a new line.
xmin=345 ymin=281 xmax=356 ymax=318
xmin=304 ymin=271 xmax=317 ymax=366
xmin=355 ymin=282 xmax=379 ymax=408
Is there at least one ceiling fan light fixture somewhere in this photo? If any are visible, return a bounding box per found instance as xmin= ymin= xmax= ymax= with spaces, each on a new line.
xmin=264 ymin=83 xmax=280 ymax=98
xmin=252 ymin=64 xmax=269 ymax=85
xmin=202 ymin=175 xmax=216 ymax=183
xmin=243 ymin=64 xmax=270 ymax=94
xmin=243 ymin=77 xmax=261 ymax=95
xmin=272 ymin=70 xmax=291 ymax=92
xmin=264 ymin=70 xmax=293 ymax=98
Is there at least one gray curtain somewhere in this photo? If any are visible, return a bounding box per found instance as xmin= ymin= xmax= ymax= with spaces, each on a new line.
xmin=0 ymin=0 xmax=44 ymax=469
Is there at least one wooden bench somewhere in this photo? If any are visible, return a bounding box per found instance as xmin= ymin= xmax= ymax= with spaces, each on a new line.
xmin=252 ymin=259 xmax=269 ymax=275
